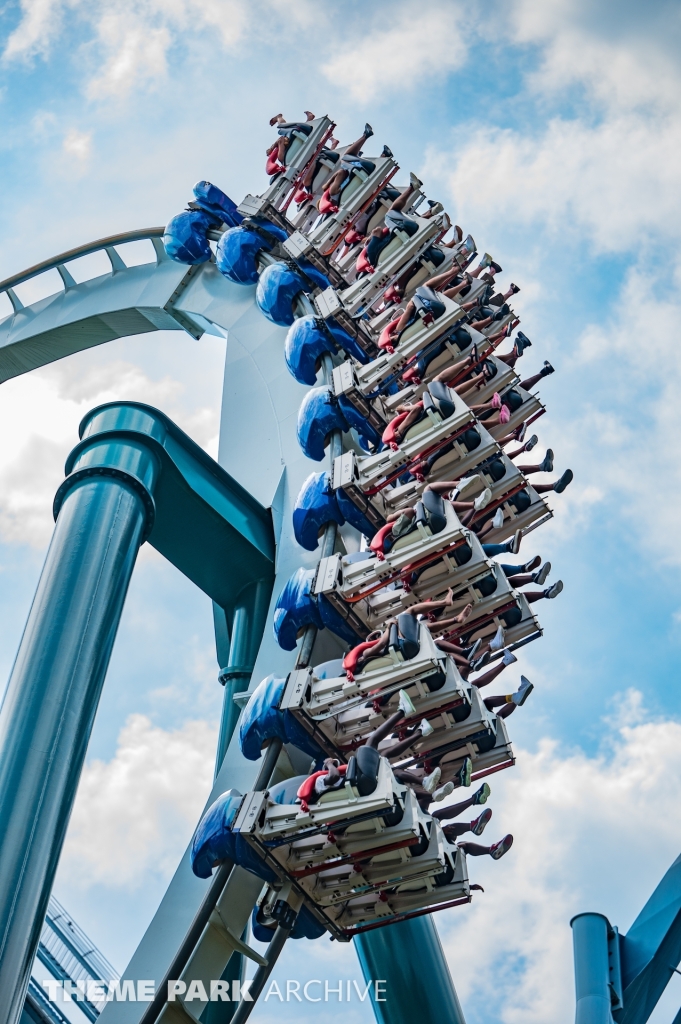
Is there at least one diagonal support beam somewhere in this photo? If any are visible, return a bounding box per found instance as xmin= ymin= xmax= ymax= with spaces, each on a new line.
xmin=616 ymin=853 xmax=681 ymax=1024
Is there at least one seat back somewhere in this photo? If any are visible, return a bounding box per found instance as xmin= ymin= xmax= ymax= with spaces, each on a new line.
xmin=396 ymin=612 xmax=420 ymax=660
xmin=428 ymin=381 xmax=456 ymax=419
xmin=421 ymin=489 xmax=447 ymax=534
xmin=346 ymin=746 xmax=380 ymax=796
xmin=404 ymin=411 xmax=432 ymax=441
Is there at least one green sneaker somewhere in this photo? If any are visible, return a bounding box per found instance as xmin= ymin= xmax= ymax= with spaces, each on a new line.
xmin=457 ymin=756 xmax=472 ymax=788
xmin=472 ymin=782 xmax=491 ymax=805
xmin=398 ymin=689 xmax=416 ymax=715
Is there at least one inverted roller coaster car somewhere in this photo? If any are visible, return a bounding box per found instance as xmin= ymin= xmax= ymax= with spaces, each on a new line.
xmin=392 ymin=701 xmax=516 ymax=790
xmin=239 ymin=116 xmax=335 ymax=218
xmin=301 ymin=154 xmax=398 ymax=256
xmin=230 ymin=758 xmax=471 ymax=938
xmin=317 ymin=212 xmax=447 ymax=319
xmin=355 ymin=311 xmax=481 ymax=395
xmin=281 ymin=625 xmax=470 ymax=752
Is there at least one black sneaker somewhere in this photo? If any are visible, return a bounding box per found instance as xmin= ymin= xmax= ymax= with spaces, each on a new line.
xmin=553 ymin=469 xmax=573 ymax=493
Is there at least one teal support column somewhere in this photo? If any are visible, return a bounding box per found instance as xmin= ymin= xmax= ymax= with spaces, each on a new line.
xmin=214 ymin=578 xmax=271 ymax=774
xmin=0 ymin=400 xmax=276 ymax=1024
xmin=354 ymin=916 xmax=466 ymax=1024
xmin=571 ymin=914 xmax=615 ymax=1024
xmin=0 ymin=436 xmax=158 ymax=1024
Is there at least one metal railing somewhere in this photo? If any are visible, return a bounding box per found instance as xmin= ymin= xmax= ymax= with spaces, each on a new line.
xmin=0 ymin=228 xmax=168 ymax=314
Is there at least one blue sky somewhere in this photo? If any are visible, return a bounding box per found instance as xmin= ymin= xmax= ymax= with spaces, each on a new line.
xmin=2 ymin=1 xmax=681 ymax=1022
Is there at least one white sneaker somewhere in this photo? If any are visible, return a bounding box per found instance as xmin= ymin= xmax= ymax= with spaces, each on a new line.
xmin=501 ymin=648 xmax=517 ymax=666
xmin=409 ymin=172 xmax=423 ymax=189
xmin=457 ymin=474 xmax=483 ymax=500
xmin=512 ymin=676 xmax=534 ymax=706
xmin=422 ymin=767 xmax=441 ymax=793
xmin=489 ymin=625 xmax=505 ymax=651
xmin=492 ymin=508 xmax=504 ymax=529
xmin=474 ymin=487 xmax=493 ymax=511
xmin=398 ymin=689 xmax=416 ymax=715
xmin=420 ymin=718 xmax=434 ymax=737
xmin=432 ymin=781 xmax=455 ymax=802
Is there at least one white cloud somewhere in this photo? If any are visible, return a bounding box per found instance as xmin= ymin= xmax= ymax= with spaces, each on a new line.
xmin=86 ymin=18 xmax=171 ymax=99
xmin=322 ymin=4 xmax=470 ymax=102
xmin=425 ymin=109 xmax=681 ymax=255
xmin=4 ymin=0 xmax=254 ymax=96
xmin=2 ymin=0 xmax=65 ymax=62
xmin=510 ymin=0 xmax=681 ymax=114
xmin=62 ymin=127 xmax=91 ymax=159
xmin=438 ymin=692 xmax=681 ymax=1023
xmin=60 ymin=713 xmax=217 ymax=887
xmin=0 ymin=357 xmax=217 ymax=547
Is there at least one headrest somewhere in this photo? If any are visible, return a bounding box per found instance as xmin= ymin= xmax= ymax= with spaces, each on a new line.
xmin=427 ymin=381 xmax=456 ymax=419
xmin=460 ymin=427 xmax=481 ymax=452
xmin=486 ymin=459 xmax=506 ymax=482
xmin=453 ymin=542 xmax=473 ymax=566
xmin=500 ymin=604 xmax=523 ymax=629
xmin=503 ymin=389 xmax=523 ymax=412
xmin=423 ymin=245 xmax=446 ymax=269
xmin=475 ymin=573 xmax=498 ymax=598
xmin=510 ymin=489 xmax=531 ymax=512
xmin=413 ymin=286 xmax=446 ymax=322
xmin=452 ymin=326 xmax=472 ymax=349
